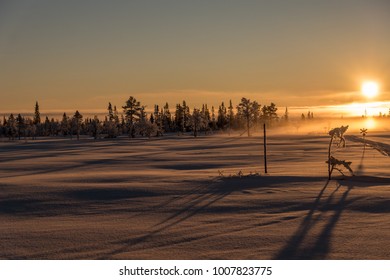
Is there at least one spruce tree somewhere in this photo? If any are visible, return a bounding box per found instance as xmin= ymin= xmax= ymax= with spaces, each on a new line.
xmin=175 ymin=103 xmax=185 ymax=134
xmin=217 ymin=102 xmax=228 ymax=130
xmin=73 ymin=110 xmax=83 ymax=140
xmin=91 ymin=116 xmax=101 ymax=139
xmin=163 ymin=102 xmax=172 ymax=132
xmin=284 ymin=107 xmax=289 ymax=122
xmin=16 ymin=114 xmax=24 ymax=140
xmin=33 ymin=101 xmax=41 ymax=125
xmin=107 ymin=102 xmax=114 ymax=121
xmin=44 ymin=116 xmax=50 ymax=136
xmin=60 ymin=113 xmax=69 ymax=136
xmin=7 ymin=114 xmax=17 ymax=140
xmin=228 ymin=100 xmax=234 ymax=134
xmin=201 ymin=104 xmax=211 ymax=134
xmin=191 ymin=108 xmax=203 ymax=137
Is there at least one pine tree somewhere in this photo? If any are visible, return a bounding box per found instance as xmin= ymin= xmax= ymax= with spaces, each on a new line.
xmin=122 ymin=96 xmax=142 ymax=138
xmin=261 ymin=103 xmax=278 ymax=126
xmin=237 ymin=98 xmax=260 ymax=136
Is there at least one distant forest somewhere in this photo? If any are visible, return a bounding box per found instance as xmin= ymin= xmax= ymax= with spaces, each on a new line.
xmin=0 ymin=96 xmax=313 ymax=140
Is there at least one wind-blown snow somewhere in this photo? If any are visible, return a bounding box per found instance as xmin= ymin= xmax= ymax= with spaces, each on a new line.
xmin=0 ymin=133 xmax=389 ymax=259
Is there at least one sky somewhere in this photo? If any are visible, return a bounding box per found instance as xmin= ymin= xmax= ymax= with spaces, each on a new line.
xmin=0 ymin=0 xmax=389 ymax=115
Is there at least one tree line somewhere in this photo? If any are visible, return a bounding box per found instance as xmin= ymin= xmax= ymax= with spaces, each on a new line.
xmin=0 ymin=97 xmax=284 ymax=140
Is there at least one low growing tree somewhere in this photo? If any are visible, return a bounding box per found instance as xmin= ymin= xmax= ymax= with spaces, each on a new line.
xmin=326 ymin=125 xmax=353 ymax=179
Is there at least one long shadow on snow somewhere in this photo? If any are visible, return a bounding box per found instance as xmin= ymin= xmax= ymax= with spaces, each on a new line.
xmin=95 ymin=175 xmax=328 ymax=259
xmin=274 ymin=176 xmax=382 ymax=259
xmin=0 ymin=152 xmax=154 ymax=179
xmin=0 ymin=187 xmax=163 ymax=217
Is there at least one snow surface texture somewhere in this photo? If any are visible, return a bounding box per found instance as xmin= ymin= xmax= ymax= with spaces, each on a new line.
xmin=0 ymin=133 xmax=389 ymax=259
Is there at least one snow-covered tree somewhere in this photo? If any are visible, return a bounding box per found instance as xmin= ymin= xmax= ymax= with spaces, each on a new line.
xmin=162 ymin=102 xmax=172 ymax=132
xmin=16 ymin=114 xmax=25 ymax=140
xmin=105 ymin=102 xmax=119 ymax=138
xmin=236 ymin=97 xmax=260 ymax=136
xmin=90 ymin=116 xmax=102 ymax=139
xmin=107 ymin=102 xmax=114 ymax=121
xmin=122 ymin=96 xmax=142 ymax=138
xmin=60 ymin=113 xmax=70 ymax=137
xmin=33 ymin=101 xmax=41 ymax=125
xmin=228 ymin=100 xmax=234 ymax=134
xmin=191 ymin=108 xmax=207 ymax=137
xmin=175 ymin=101 xmax=190 ymax=134
xmin=201 ymin=104 xmax=211 ymax=135
xmin=26 ymin=119 xmax=37 ymax=140
xmin=6 ymin=114 xmax=17 ymax=140
xmin=134 ymin=117 xmax=157 ymax=138
xmin=73 ymin=110 xmax=83 ymax=140
xmin=217 ymin=102 xmax=228 ymax=130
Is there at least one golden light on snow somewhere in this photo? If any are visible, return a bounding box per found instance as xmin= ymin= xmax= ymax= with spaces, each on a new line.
xmin=361 ymin=81 xmax=379 ymax=98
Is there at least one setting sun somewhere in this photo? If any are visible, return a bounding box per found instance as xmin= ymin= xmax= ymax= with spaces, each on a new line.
xmin=361 ymin=81 xmax=379 ymax=98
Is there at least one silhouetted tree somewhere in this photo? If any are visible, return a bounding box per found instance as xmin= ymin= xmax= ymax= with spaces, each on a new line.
xmin=228 ymin=100 xmax=234 ymax=134
xmin=217 ymin=102 xmax=228 ymax=130
xmin=73 ymin=110 xmax=83 ymax=140
xmin=7 ymin=114 xmax=17 ymax=140
xmin=283 ymin=107 xmax=289 ymax=122
xmin=90 ymin=116 xmax=101 ymax=139
xmin=162 ymin=102 xmax=172 ymax=132
xmin=122 ymin=96 xmax=142 ymax=138
xmin=16 ymin=114 xmax=25 ymax=140
xmin=261 ymin=103 xmax=278 ymax=126
xmin=237 ymin=98 xmax=260 ymax=136
xmin=33 ymin=101 xmax=41 ymax=125
xmin=60 ymin=113 xmax=70 ymax=137
xmin=190 ymin=108 xmax=204 ymax=137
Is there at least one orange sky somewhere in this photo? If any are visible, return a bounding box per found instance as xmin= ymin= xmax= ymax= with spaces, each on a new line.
xmin=0 ymin=1 xmax=389 ymax=114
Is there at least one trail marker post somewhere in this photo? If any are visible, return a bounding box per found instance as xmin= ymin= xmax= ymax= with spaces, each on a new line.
xmin=263 ymin=123 xmax=268 ymax=174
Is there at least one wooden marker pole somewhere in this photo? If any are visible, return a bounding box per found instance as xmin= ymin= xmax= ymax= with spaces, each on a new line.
xmin=263 ymin=123 xmax=268 ymax=174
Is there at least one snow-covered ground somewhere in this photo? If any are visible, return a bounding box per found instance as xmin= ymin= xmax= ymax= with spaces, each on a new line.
xmin=0 ymin=132 xmax=389 ymax=259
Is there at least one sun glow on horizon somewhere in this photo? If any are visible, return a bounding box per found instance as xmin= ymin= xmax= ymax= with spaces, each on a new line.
xmin=361 ymin=81 xmax=379 ymax=98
